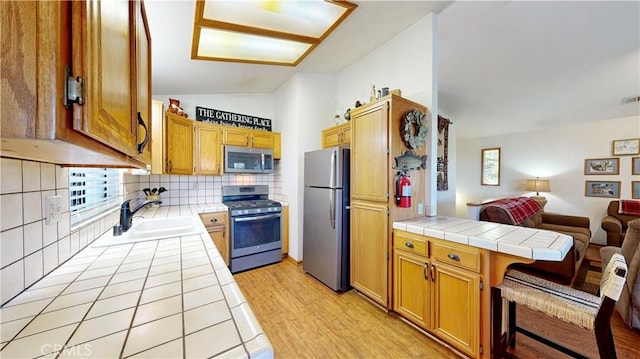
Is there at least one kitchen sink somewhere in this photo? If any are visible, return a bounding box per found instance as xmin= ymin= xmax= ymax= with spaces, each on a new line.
xmin=92 ymin=216 xmax=203 ymax=247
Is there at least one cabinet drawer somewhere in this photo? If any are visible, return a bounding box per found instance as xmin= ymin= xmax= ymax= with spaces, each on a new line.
xmin=431 ymin=242 xmax=480 ymax=273
xmin=394 ymin=233 xmax=427 ymax=257
xmin=199 ymin=212 xmax=227 ymax=228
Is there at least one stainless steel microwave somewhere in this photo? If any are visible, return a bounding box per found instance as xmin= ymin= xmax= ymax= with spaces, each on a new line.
xmin=224 ymin=145 xmax=274 ymax=174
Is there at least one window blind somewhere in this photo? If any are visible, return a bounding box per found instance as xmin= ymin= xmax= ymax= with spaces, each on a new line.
xmin=69 ymin=168 xmax=123 ymax=226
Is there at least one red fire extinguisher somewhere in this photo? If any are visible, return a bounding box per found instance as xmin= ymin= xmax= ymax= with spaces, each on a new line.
xmin=396 ymin=172 xmax=412 ymax=208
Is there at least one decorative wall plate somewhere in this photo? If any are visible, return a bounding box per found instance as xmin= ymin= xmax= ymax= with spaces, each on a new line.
xmin=401 ymin=109 xmax=427 ymax=149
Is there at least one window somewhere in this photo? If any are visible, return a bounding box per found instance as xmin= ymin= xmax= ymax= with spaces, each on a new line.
xmin=69 ymin=168 xmax=123 ymax=226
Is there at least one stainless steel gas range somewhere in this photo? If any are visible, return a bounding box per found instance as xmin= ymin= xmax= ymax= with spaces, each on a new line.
xmin=222 ymin=185 xmax=282 ymax=273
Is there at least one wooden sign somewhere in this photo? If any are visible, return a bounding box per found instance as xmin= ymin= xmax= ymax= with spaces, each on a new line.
xmin=195 ymin=106 xmax=272 ymax=131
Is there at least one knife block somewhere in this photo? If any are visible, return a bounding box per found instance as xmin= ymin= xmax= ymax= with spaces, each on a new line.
xmin=146 ymin=194 xmax=161 ymax=206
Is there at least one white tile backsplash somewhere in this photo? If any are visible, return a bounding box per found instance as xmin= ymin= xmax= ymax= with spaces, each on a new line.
xmin=1 ymin=227 xmax=24 ymax=265
xmin=1 ymin=193 xmax=23 ymax=231
xmin=1 ymin=158 xmax=22 ymax=194
xmin=22 ymin=161 xmax=41 ymax=192
xmin=23 ymin=191 xmax=42 ymax=224
xmin=1 ymin=159 xmax=120 ymax=306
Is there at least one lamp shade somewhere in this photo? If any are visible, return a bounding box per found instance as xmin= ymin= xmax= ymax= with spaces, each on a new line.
xmin=526 ymin=178 xmax=551 ymax=193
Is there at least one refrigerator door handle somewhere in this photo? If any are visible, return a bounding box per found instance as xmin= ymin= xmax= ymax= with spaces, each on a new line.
xmin=330 ymin=149 xmax=337 ymax=188
xmin=329 ymin=189 xmax=336 ymax=229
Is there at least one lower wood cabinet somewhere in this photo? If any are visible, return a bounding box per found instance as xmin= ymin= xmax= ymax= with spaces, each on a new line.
xmin=393 ymin=229 xmax=482 ymax=358
xmin=200 ymin=212 xmax=229 ymax=265
xmin=351 ymin=200 xmax=389 ymax=307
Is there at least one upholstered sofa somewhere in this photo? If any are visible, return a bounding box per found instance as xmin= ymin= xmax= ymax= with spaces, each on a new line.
xmin=601 ymin=200 xmax=640 ymax=247
xmin=479 ymin=197 xmax=591 ymax=284
xmin=600 ymin=218 xmax=640 ymax=329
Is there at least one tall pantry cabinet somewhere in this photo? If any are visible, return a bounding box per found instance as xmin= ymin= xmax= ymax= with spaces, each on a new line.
xmin=350 ymin=94 xmax=429 ymax=308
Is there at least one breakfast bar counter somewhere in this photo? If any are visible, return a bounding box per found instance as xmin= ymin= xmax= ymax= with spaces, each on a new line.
xmin=391 ymin=215 xmax=574 ymax=358
xmin=0 ymin=205 xmax=273 ymax=358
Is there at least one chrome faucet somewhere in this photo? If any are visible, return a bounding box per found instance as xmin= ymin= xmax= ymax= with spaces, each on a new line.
xmin=113 ymin=199 xmax=162 ymax=236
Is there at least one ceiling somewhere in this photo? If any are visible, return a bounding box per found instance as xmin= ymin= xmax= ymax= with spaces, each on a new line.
xmin=146 ymin=1 xmax=640 ymax=139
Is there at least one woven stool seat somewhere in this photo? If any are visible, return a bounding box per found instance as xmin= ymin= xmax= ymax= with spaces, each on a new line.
xmin=499 ymin=269 xmax=600 ymax=331
xmin=492 ymin=253 xmax=627 ymax=359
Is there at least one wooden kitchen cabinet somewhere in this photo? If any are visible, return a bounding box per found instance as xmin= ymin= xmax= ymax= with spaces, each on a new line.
xmin=350 ymin=200 xmax=389 ymax=307
xmin=322 ymin=122 xmax=351 ymax=148
xmin=273 ymin=132 xmax=282 ymax=160
xmin=432 ymin=262 xmax=480 ymax=358
xmin=349 ymin=95 xmax=428 ymax=310
xmin=221 ymin=127 xmax=280 ymax=151
xmin=1 ymin=1 xmax=151 ymax=168
xmin=393 ymin=229 xmax=483 ymax=358
xmin=134 ymin=0 xmax=153 ymax=165
xmin=164 ymin=112 xmax=193 ymax=174
xmin=200 ymin=212 xmax=229 ymax=265
xmin=195 ymin=122 xmax=222 ymax=175
xmin=394 ymin=249 xmax=431 ymax=329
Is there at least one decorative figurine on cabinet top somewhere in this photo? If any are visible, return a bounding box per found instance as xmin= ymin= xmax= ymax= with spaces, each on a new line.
xmin=168 ymin=98 xmax=188 ymax=118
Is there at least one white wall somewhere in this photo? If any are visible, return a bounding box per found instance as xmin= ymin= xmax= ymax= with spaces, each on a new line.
xmin=456 ymin=115 xmax=640 ymax=244
xmin=275 ymin=73 xmax=337 ymax=261
xmin=153 ymin=94 xmax=275 ymax=124
xmin=336 ymin=13 xmax=439 ymax=215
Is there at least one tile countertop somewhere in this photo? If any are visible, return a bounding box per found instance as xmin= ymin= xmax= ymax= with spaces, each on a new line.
xmin=0 ymin=205 xmax=273 ymax=359
xmin=393 ymin=216 xmax=573 ymax=261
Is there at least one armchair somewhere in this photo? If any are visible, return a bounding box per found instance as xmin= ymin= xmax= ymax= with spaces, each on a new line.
xmin=601 ymin=200 xmax=640 ymax=247
xmin=600 ymin=218 xmax=640 ymax=329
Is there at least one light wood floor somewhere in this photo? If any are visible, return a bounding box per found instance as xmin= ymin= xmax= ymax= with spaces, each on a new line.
xmin=234 ymin=259 xmax=640 ymax=359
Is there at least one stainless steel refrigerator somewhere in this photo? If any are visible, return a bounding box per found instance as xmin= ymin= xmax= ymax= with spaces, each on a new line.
xmin=303 ymin=147 xmax=350 ymax=292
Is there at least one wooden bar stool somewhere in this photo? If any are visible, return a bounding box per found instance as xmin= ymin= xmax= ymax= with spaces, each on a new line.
xmin=492 ymin=253 xmax=627 ymax=359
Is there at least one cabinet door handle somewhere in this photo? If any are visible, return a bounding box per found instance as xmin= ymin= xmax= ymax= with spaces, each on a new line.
xmin=210 ymin=218 xmax=218 ymax=223
xmin=137 ymin=112 xmax=149 ymax=154
xmin=423 ymin=263 xmax=428 ymax=280
xmin=431 ymin=264 xmax=435 ymax=282
xmin=404 ymin=241 xmax=414 ymax=249
xmin=447 ymin=253 xmax=461 ymax=261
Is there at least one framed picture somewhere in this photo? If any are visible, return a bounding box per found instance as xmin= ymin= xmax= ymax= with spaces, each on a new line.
xmin=585 ymin=181 xmax=621 ymax=198
xmin=612 ymin=138 xmax=640 ymax=156
xmin=584 ymin=158 xmax=619 ymax=175
xmin=481 ymin=147 xmax=500 ymax=186
xmin=633 ymin=157 xmax=640 ymax=175
xmin=633 ymin=181 xmax=640 ymax=199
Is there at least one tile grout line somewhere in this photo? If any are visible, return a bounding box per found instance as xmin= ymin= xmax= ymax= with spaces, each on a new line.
xmin=118 ymin=240 xmax=160 ymax=359
xmin=53 ymin=244 xmax=140 ymax=358
xmin=0 ymin=246 xmax=109 ymax=354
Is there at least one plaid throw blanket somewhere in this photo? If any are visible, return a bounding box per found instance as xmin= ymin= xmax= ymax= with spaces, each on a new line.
xmin=619 ymin=200 xmax=640 ymax=216
xmin=488 ymin=197 xmax=542 ymax=225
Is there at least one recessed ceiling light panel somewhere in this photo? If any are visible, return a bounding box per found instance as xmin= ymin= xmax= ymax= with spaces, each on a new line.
xmin=192 ymin=0 xmax=357 ymax=66
xmin=197 ymin=28 xmax=312 ymax=63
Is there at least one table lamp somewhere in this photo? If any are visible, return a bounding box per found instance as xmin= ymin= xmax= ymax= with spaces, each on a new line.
xmin=526 ymin=177 xmax=551 ymax=210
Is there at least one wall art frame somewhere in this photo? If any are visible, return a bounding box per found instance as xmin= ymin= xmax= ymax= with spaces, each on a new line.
xmin=633 ymin=157 xmax=640 ymax=175
xmin=437 ymin=115 xmax=452 ymax=191
xmin=481 ymin=147 xmax=500 ymax=186
xmin=585 ymin=180 xmax=621 ymax=198
xmin=633 ymin=181 xmax=640 ymax=199
xmin=584 ymin=158 xmax=619 ymax=175
xmin=612 ymin=138 xmax=640 ymax=156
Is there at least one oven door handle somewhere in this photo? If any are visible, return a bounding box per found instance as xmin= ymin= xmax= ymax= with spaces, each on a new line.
xmin=233 ymin=213 xmax=281 ymax=222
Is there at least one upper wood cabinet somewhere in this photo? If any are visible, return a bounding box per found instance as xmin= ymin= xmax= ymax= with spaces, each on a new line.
xmin=273 ymin=132 xmax=281 ymax=160
xmin=0 ymin=0 xmax=150 ymax=168
xmin=221 ymin=127 xmax=280 ymax=153
xmin=164 ymin=112 xmax=193 ymax=174
xmin=163 ymin=111 xmax=223 ymax=176
xmin=195 ymin=122 xmax=222 ymax=175
xmin=134 ymin=1 xmax=152 ymax=165
xmin=322 ymin=122 xmax=351 ymax=148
